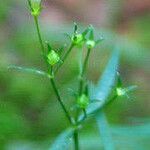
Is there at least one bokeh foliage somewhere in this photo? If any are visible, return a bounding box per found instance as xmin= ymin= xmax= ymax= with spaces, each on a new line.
xmin=0 ymin=0 xmax=150 ymax=150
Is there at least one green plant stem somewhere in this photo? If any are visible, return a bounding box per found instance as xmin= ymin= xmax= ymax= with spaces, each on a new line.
xmin=77 ymin=109 xmax=87 ymax=125
xmin=74 ymin=130 xmax=79 ymax=150
xmin=33 ymin=15 xmax=73 ymax=125
xmin=78 ymin=48 xmax=91 ymax=95
xmin=106 ymin=94 xmax=118 ymax=107
xmin=34 ymin=16 xmax=45 ymax=55
xmin=83 ymin=109 xmax=87 ymax=120
xmin=54 ymin=43 xmax=74 ymax=74
xmin=50 ymin=76 xmax=73 ymax=125
xmin=74 ymin=48 xmax=91 ymax=150
xmin=33 ymin=14 xmax=80 ymax=150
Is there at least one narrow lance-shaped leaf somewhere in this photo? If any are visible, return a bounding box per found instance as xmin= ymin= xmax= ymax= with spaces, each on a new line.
xmin=8 ymin=65 xmax=49 ymax=78
xmin=87 ymin=49 xmax=119 ymax=115
xmin=94 ymin=48 xmax=119 ymax=150
xmin=96 ymin=112 xmax=115 ymax=150
xmin=78 ymin=49 xmax=119 ymax=120
xmin=78 ymin=48 xmax=119 ymax=150
xmin=49 ymin=128 xmax=74 ymax=150
xmin=111 ymin=122 xmax=150 ymax=138
xmin=95 ymin=48 xmax=119 ymax=150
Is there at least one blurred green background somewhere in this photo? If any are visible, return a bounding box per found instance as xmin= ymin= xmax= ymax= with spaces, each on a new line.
xmin=0 ymin=0 xmax=150 ymax=149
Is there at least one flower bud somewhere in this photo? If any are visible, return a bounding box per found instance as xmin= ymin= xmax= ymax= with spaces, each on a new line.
xmin=77 ymin=94 xmax=89 ymax=109
xmin=116 ymin=88 xmax=126 ymax=96
xmin=116 ymin=85 xmax=137 ymax=98
xmin=30 ymin=0 xmax=41 ymax=16
xmin=86 ymin=40 xmax=95 ymax=49
xmin=47 ymin=50 xmax=60 ymax=66
xmin=71 ymin=34 xmax=84 ymax=47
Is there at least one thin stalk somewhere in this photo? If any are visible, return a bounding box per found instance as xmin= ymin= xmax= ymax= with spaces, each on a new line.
xmin=50 ymin=76 xmax=73 ymax=124
xmin=77 ymin=109 xmax=87 ymax=125
xmin=78 ymin=48 xmax=91 ymax=95
xmin=74 ymin=130 xmax=79 ymax=150
xmin=106 ymin=94 xmax=118 ymax=106
xmin=33 ymin=16 xmax=52 ymax=74
xmin=33 ymin=16 xmax=73 ymax=125
xmin=33 ymin=16 xmax=45 ymax=55
xmin=73 ymin=48 xmax=91 ymax=150
xmin=83 ymin=109 xmax=87 ymax=120
xmin=54 ymin=43 xmax=74 ymax=74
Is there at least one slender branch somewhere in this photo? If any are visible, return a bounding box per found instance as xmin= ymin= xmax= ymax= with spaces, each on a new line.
xmin=33 ymin=15 xmax=73 ymax=125
xmin=83 ymin=109 xmax=87 ymax=119
xmin=33 ymin=16 xmax=45 ymax=55
xmin=33 ymin=16 xmax=52 ymax=75
xmin=73 ymin=48 xmax=91 ymax=150
xmin=81 ymin=48 xmax=91 ymax=76
xmin=106 ymin=94 xmax=118 ymax=106
xmin=77 ymin=109 xmax=87 ymax=125
xmin=49 ymin=67 xmax=73 ymax=125
xmin=74 ymin=130 xmax=79 ymax=150
xmin=50 ymin=76 xmax=73 ymax=125
xmin=78 ymin=48 xmax=91 ymax=95
xmin=54 ymin=43 xmax=74 ymax=74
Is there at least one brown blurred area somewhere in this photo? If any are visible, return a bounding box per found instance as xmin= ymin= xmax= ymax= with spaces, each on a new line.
xmin=43 ymin=0 xmax=150 ymax=29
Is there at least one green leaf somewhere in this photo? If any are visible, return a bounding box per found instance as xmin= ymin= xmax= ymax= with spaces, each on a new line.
xmin=8 ymin=65 xmax=49 ymax=78
xmin=87 ymin=49 xmax=119 ymax=115
xmin=93 ymin=49 xmax=119 ymax=150
xmin=78 ymin=49 xmax=119 ymax=149
xmin=112 ymin=123 xmax=150 ymax=138
xmin=78 ymin=49 xmax=119 ymax=122
xmin=96 ymin=112 xmax=115 ymax=150
xmin=94 ymin=49 xmax=119 ymax=150
xmin=49 ymin=128 xmax=74 ymax=150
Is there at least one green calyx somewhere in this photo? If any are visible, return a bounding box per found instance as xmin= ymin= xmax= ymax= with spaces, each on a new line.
xmin=86 ymin=40 xmax=95 ymax=49
xmin=116 ymin=72 xmax=137 ymax=98
xmin=116 ymin=85 xmax=137 ymax=97
xmin=77 ymin=94 xmax=89 ymax=109
xmin=47 ymin=50 xmax=60 ymax=66
xmin=116 ymin=88 xmax=126 ymax=96
xmin=71 ymin=34 xmax=84 ymax=47
xmin=30 ymin=0 xmax=42 ymax=16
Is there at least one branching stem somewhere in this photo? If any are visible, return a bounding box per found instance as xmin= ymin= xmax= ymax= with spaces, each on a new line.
xmin=74 ymin=48 xmax=91 ymax=150
xmin=54 ymin=43 xmax=74 ymax=74
xmin=79 ymin=48 xmax=91 ymax=95
xmin=34 ymin=16 xmax=45 ymax=55
xmin=33 ymin=16 xmax=73 ymax=125
xmin=74 ymin=130 xmax=79 ymax=150
xmin=50 ymin=76 xmax=73 ymax=124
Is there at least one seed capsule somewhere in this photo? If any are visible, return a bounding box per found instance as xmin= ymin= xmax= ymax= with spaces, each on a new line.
xmin=71 ymin=34 xmax=84 ymax=47
xmin=47 ymin=50 xmax=60 ymax=66
xmin=116 ymin=88 xmax=126 ymax=96
xmin=77 ymin=94 xmax=89 ymax=109
xmin=86 ymin=40 xmax=95 ymax=49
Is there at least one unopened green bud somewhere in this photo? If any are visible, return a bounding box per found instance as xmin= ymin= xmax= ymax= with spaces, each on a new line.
xmin=47 ymin=50 xmax=60 ymax=66
xmin=77 ymin=94 xmax=89 ymax=109
xmin=71 ymin=34 xmax=84 ymax=47
xmin=86 ymin=40 xmax=95 ymax=49
xmin=30 ymin=0 xmax=41 ymax=16
xmin=116 ymin=88 xmax=126 ymax=96
xmin=116 ymin=85 xmax=137 ymax=98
